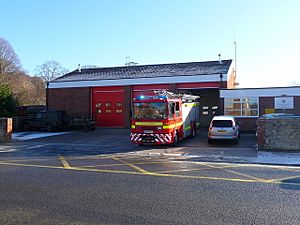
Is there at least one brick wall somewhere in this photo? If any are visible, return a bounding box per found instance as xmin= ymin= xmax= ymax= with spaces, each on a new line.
xmin=235 ymin=118 xmax=257 ymax=132
xmin=259 ymin=96 xmax=300 ymax=115
xmin=0 ymin=118 xmax=12 ymax=142
xmin=124 ymin=85 xmax=131 ymax=127
xmin=48 ymin=87 xmax=91 ymax=118
xmin=227 ymin=69 xmax=237 ymax=88
xmin=257 ymin=117 xmax=300 ymax=151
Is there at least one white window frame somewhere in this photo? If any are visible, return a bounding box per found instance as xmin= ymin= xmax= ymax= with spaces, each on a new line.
xmin=224 ymin=97 xmax=259 ymax=118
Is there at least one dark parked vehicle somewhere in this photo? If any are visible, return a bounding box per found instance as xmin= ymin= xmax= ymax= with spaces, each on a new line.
xmin=69 ymin=118 xmax=96 ymax=132
xmin=23 ymin=110 xmax=69 ymax=131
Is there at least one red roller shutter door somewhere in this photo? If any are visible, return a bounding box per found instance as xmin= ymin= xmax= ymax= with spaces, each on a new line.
xmin=132 ymin=84 xmax=170 ymax=98
xmin=92 ymin=87 xmax=126 ymax=127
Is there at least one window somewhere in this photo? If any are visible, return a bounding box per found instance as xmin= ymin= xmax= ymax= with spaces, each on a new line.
xmin=212 ymin=120 xmax=233 ymax=127
xmin=35 ymin=113 xmax=42 ymax=119
xmin=168 ymin=102 xmax=175 ymax=119
xmin=224 ymin=97 xmax=258 ymax=117
xmin=132 ymin=102 xmax=167 ymax=120
xmin=105 ymin=103 xmax=111 ymax=107
xmin=116 ymin=102 xmax=123 ymax=107
xmin=175 ymin=102 xmax=180 ymax=117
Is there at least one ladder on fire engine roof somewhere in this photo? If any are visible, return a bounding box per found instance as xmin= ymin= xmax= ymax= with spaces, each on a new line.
xmin=154 ymin=90 xmax=200 ymax=102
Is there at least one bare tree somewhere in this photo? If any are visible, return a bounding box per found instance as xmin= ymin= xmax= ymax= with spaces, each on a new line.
xmin=34 ymin=60 xmax=69 ymax=81
xmin=0 ymin=37 xmax=45 ymax=106
xmin=5 ymin=72 xmax=46 ymax=105
xmin=0 ymin=37 xmax=22 ymax=82
xmin=30 ymin=76 xmax=46 ymax=105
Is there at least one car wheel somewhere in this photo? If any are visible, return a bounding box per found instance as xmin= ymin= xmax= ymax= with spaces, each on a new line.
xmin=208 ymin=139 xmax=213 ymax=144
xmin=23 ymin=123 xmax=30 ymax=131
xmin=191 ymin=125 xmax=196 ymax=138
xmin=82 ymin=126 xmax=89 ymax=132
xmin=45 ymin=124 xmax=53 ymax=132
xmin=233 ymin=139 xmax=239 ymax=145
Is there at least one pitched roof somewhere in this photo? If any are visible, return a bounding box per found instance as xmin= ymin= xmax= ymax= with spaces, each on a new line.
xmin=53 ymin=60 xmax=232 ymax=82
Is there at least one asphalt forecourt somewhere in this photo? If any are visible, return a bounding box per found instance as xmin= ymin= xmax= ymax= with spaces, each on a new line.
xmin=1 ymin=153 xmax=300 ymax=186
xmin=6 ymin=128 xmax=300 ymax=166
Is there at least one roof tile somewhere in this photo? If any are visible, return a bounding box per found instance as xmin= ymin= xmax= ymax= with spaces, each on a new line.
xmin=53 ymin=60 xmax=232 ymax=82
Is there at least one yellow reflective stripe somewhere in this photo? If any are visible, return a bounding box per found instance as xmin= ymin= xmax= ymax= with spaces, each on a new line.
xmin=135 ymin=122 xmax=163 ymax=126
xmin=131 ymin=125 xmax=136 ymax=128
xmin=163 ymin=125 xmax=175 ymax=129
xmin=163 ymin=122 xmax=183 ymax=129
xmin=184 ymin=125 xmax=191 ymax=131
xmin=183 ymin=103 xmax=200 ymax=107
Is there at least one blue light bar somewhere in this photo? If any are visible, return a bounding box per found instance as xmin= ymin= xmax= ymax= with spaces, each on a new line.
xmin=136 ymin=95 xmax=167 ymax=100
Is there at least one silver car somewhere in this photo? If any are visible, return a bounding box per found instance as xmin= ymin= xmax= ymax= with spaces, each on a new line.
xmin=208 ymin=116 xmax=240 ymax=144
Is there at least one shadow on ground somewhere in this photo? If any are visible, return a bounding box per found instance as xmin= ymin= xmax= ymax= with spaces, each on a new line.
xmin=4 ymin=128 xmax=256 ymax=158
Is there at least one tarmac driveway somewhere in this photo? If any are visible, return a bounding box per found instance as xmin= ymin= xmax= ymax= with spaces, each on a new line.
xmin=12 ymin=127 xmax=256 ymax=147
xmin=2 ymin=128 xmax=256 ymax=159
xmin=3 ymin=128 xmax=300 ymax=165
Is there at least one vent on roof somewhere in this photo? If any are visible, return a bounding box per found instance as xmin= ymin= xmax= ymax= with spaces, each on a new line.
xmin=125 ymin=56 xmax=138 ymax=66
xmin=218 ymin=54 xmax=222 ymax=64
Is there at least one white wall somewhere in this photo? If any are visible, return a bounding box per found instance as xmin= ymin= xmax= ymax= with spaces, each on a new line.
xmin=221 ymin=87 xmax=300 ymax=98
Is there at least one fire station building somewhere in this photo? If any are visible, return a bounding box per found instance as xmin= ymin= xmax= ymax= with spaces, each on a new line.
xmin=47 ymin=59 xmax=300 ymax=131
xmin=48 ymin=60 xmax=235 ymax=128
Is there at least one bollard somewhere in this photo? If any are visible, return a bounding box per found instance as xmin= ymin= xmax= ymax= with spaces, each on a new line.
xmin=0 ymin=118 xmax=13 ymax=142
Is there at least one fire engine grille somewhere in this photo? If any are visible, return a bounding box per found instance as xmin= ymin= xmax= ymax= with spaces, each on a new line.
xmin=130 ymin=133 xmax=172 ymax=144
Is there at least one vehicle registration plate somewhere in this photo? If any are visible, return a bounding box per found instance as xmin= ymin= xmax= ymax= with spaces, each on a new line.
xmin=218 ymin=130 xmax=226 ymax=132
xmin=144 ymin=130 xmax=154 ymax=134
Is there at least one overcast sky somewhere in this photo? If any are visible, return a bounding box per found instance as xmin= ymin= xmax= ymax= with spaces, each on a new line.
xmin=1 ymin=0 xmax=299 ymax=87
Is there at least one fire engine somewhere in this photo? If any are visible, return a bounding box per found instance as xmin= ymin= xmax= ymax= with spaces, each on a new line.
xmin=130 ymin=90 xmax=200 ymax=145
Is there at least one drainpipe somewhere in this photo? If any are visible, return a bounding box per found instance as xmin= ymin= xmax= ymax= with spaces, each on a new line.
xmin=46 ymin=82 xmax=49 ymax=110
xmin=219 ymin=74 xmax=223 ymax=88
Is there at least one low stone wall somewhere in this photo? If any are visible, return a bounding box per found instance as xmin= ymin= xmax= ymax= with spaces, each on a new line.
xmin=0 ymin=118 xmax=13 ymax=142
xmin=257 ymin=117 xmax=300 ymax=151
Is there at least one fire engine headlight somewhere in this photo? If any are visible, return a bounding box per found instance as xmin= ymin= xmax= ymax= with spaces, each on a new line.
xmin=157 ymin=127 xmax=162 ymax=130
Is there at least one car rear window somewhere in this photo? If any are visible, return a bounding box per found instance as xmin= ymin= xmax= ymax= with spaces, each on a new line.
xmin=212 ymin=120 xmax=233 ymax=127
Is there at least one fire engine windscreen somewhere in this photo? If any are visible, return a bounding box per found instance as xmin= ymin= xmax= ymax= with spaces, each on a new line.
xmin=132 ymin=102 xmax=167 ymax=120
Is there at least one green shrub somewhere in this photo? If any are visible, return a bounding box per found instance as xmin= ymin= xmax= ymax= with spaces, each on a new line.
xmin=0 ymin=84 xmax=18 ymax=117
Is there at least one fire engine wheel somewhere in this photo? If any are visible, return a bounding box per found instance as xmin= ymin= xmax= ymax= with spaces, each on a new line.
xmin=172 ymin=132 xmax=179 ymax=146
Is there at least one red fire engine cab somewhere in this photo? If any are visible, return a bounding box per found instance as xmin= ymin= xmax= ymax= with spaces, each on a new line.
xmin=130 ymin=90 xmax=200 ymax=145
